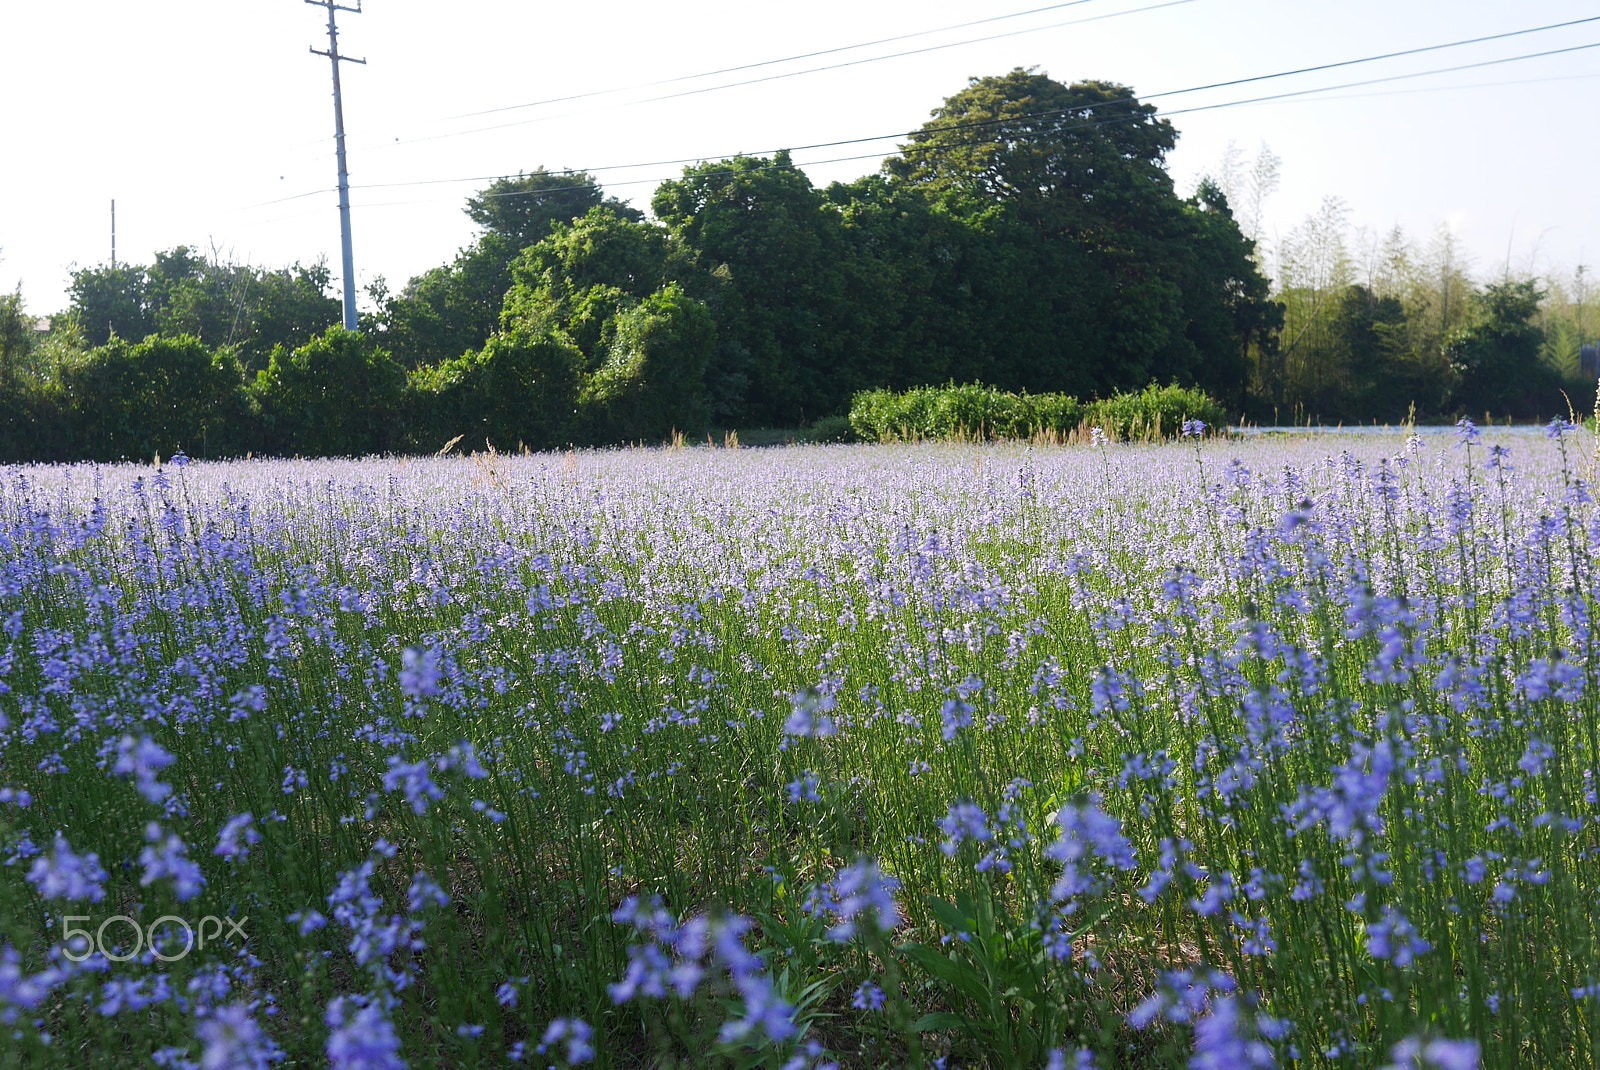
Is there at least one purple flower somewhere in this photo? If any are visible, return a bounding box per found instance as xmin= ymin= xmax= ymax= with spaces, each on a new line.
xmin=939 ymin=801 xmax=992 ymax=856
xmin=852 ymin=981 xmax=886 ymax=1011
xmin=215 ymin=814 xmax=260 ymax=860
xmin=27 ymin=832 xmax=108 ymax=902
xmin=940 ymin=698 xmax=974 ymax=741
xmin=382 ymin=757 xmax=444 ymax=815
xmin=399 ymin=647 xmax=441 ymax=700
xmin=406 ymin=872 xmax=449 ymax=913
xmin=326 ymin=997 xmax=405 ymax=1070
xmin=196 ymin=1004 xmax=284 ymax=1070
xmin=539 ymin=1018 xmax=594 ymax=1064
xmin=113 ymin=734 xmax=176 ymax=805
xmin=824 ymin=859 xmax=900 ymax=941
xmin=1382 ymin=1036 xmax=1479 ymax=1070
xmin=783 ymin=688 xmax=837 ymax=738
xmin=1189 ymin=996 xmax=1275 ymax=1069
xmin=1365 ymin=907 xmax=1431 ymax=967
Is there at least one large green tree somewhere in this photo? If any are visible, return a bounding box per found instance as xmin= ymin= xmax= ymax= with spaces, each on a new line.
xmin=882 ymin=69 xmax=1278 ymax=399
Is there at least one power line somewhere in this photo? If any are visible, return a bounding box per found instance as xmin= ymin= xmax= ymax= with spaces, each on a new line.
xmin=366 ymin=0 xmax=1196 ymax=154
xmin=368 ymin=8 xmax=1598 ymax=156
xmin=452 ymin=0 xmax=1124 ymax=119
xmin=252 ymin=24 xmax=1600 ymax=210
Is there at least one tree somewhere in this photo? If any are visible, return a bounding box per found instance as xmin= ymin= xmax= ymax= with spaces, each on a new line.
xmin=406 ymin=325 xmax=583 ymax=452
xmin=67 ymin=250 xmax=340 ymax=366
xmin=464 ymin=168 xmax=643 ymax=251
xmin=1447 ymin=279 xmax=1555 ymax=417
xmin=582 ymin=283 xmax=717 ymax=442
xmin=254 ymin=328 xmax=404 ymax=456
xmin=63 ymin=334 xmax=249 ymax=460
xmin=380 ymin=233 xmax=521 ymax=368
xmin=653 ymin=152 xmax=856 ymax=424
xmin=882 ymin=69 xmax=1277 ymax=399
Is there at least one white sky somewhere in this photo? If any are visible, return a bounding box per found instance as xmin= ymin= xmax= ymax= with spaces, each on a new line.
xmin=3 ymin=0 xmax=1598 ymax=314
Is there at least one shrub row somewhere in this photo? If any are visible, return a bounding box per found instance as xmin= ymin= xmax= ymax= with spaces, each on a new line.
xmin=848 ymin=382 xmax=1228 ymax=443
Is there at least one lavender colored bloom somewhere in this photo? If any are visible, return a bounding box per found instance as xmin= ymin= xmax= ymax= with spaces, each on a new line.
xmin=196 ymin=1004 xmax=283 ymax=1070
xmin=719 ymin=973 xmax=796 ymax=1044
xmin=1190 ymin=996 xmax=1275 ymax=1069
xmin=1365 ymin=907 xmax=1431 ymax=967
xmin=406 ymin=871 xmax=449 ymax=913
xmin=538 ymin=1018 xmax=594 ymax=1064
xmin=27 ymin=832 xmax=108 ymax=902
xmin=1182 ymin=418 xmax=1207 ymax=438
xmin=398 ymin=646 xmax=441 ymax=699
xmin=141 ymin=822 xmax=207 ymax=901
xmin=783 ymin=688 xmax=837 ymax=738
xmin=1046 ymin=798 xmax=1137 ymax=902
xmin=940 ymin=698 xmax=974 ymax=741
xmin=215 ymin=813 xmax=260 ymax=860
xmin=113 ymin=734 xmax=176 ymax=804
xmin=1382 ymin=1036 xmax=1479 ymax=1070
xmin=326 ymin=997 xmax=405 ymax=1070
xmin=382 ymin=757 xmax=444 ymax=815
xmin=852 ymin=981 xmax=886 ymax=1010
xmin=824 ymin=859 xmax=901 ymax=941
xmin=939 ymin=801 xmax=991 ymax=855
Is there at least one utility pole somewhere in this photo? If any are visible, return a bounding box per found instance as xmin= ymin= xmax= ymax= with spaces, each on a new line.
xmin=110 ymin=200 xmax=116 ymax=269
xmin=307 ymin=0 xmax=365 ymax=332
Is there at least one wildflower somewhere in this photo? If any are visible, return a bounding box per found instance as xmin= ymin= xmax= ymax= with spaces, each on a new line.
xmin=27 ymin=832 xmax=108 ymax=902
xmin=141 ymin=823 xmax=207 ymax=901
xmin=1547 ymin=416 xmax=1577 ymax=440
xmin=852 ymin=981 xmax=886 ymax=1011
xmin=398 ymin=647 xmax=441 ymax=700
xmin=787 ymin=772 xmax=822 ymax=804
xmin=382 ymin=757 xmax=444 ymax=815
xmin=1045 ymin=1049 xmax=1098 ymax=1070
xmin=406 ymin=872 xmax=449 ymax=913
xmin=195 ymin=1004 xmax=284 ymax=1070
xmin=326 ymin=998 xmax=405 ymax=1070
xmin=1365 ymin=907 xmax=1431 ymax=967
xmin=538 ymin=1018 xmax=594 ymax=1065
xmin=1046 ymin=798 xmax=1137 ymax=902
xmin=940 ymin=697 xmax=974 ymax=740
xmin=824 ymin=859 xmax=901 ymax=941
xmin=1182 ymin=418 xmax=1207 ymax=438
xmin=720 ymin=971 xmax=797 ymax=1044
xmin=214 ymin=814 xmax=260 ymax=860
xmin=939 ymin=801 xmax=992 ymax=855
xmin=1190 ymin=996 xmax=1276 ymax=1069
xmin=1454 ymin=417 xmax=1479 ymax=445
xmin=1381 ymin=1036 xmax=1479 ymax=1070
xmin=783 ymin=688 xmax=837 ymax=738
xmin=113 ymin=734 xmax=176 ymax=805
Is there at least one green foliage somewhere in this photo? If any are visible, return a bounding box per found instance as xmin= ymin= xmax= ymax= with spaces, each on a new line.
xmin=464 ymin=168 xmax=642 ymax=251
xmin=849 ymin=383 xmax=1084 ymax=442
xmin=378 ymin=233 xmax=521 ymax=370
xmin=796 ymin=414 xmax=858 ymax=444
xmin=849 ymin=382 xmax=1226 ymax=442
xmin=1086 ymin=383 xmax=1228 ymax=440
xmin=61 ymin=334 xmax=250 ymax=460
xmin=1447 ymin=279 xmax=1557 ymax=417
xmin=581 ymin=283 xmax=716 ymax=442
xmin=68 ymin=250 xmax=340 ymax=368
xmin=253 ymin=328 xmax=403 ymax=456
xmin=406 ymin=325 xmax=583 ymax=452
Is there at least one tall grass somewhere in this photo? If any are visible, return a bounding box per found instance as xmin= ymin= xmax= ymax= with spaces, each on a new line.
xmin=0 ymin=424 xmax=1596 ymax=1068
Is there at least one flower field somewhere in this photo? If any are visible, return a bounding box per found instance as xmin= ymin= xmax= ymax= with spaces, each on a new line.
xmin=1 ymin=426 xmax=1598 ymax=1069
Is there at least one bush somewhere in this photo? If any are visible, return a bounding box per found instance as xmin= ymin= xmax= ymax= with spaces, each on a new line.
xmin=849 ymin=381 xmax=1227 ymax=443
xmin=1084 ymin=382 xmax=1227 ymax=440
xmin=406 ymin=326 xmax=583 ymax=453
xmin=254 ymin=328 xmax=404 ymax=457
xmin=849 ymin=383 xmax=1084 ymax=442
xmin=62 ymin=333 xmax=251 ymax=460
xmin=797 ymin=414 xmax=858 ymax=444
xmin=581 ymin=283 xmax=715 ymax=442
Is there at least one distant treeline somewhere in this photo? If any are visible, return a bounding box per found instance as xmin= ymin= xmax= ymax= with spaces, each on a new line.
xmin=0 ymin=69 xmax=1591 ymax=462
